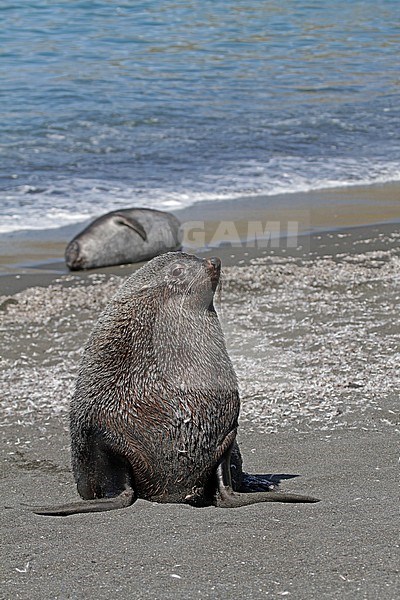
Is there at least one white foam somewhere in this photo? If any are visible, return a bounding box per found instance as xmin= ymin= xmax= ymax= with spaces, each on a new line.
xmin=0 ymin=158 xmax=399 ymax=234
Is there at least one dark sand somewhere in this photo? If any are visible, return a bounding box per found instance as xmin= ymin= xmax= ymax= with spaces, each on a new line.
xmin=0 ymin=188 xmax=399 ymax=599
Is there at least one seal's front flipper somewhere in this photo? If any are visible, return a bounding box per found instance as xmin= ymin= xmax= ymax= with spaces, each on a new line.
xmin=114 ymin=215 xmax=147 ymax=240
xmin=215 ymin=447 xmax=320 ymax=508
xmin=30 ymin=488 xmax=136 ymax=517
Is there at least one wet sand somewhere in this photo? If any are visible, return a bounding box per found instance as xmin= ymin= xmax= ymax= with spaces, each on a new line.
xmin=0 ymin=187 xmax=399 ymax=599
xmin=0 ymin=180 xmax=400 ymax=280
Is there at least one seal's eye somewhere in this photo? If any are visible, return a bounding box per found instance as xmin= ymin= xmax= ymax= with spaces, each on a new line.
xmin=172 ymin=266 xmax=184 ymax=277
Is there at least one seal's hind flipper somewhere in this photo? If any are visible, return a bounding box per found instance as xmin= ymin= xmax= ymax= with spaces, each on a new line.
xmin=30 ymin=488 xmax=136 ymax=517
xmin=215 ymin=446 xmax=320 ymax=508
xmin=216 ymin=489 xmax=320 ymax=507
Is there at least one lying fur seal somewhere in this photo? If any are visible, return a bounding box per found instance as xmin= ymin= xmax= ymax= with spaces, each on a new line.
xmin=65 ymin=208 xmax=181 ymax=270
xmin=34 ymin=252 xmax=318 ymax=516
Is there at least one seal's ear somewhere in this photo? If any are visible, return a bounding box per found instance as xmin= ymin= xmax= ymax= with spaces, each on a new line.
xmin=114 ymin=215 xmax=147 ymax=241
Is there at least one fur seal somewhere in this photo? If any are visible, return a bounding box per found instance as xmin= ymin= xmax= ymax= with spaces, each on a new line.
xmin=33 ymin=252 xmax=319 ymax=516
xmin=65 ymin=208 xmax=181 ymax=270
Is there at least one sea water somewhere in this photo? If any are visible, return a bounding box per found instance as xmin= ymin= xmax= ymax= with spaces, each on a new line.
xmin=1 ymin=0 xmax=399 ymax=233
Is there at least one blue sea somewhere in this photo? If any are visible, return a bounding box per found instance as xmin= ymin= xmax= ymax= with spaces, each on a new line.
xmin=1 ymin=0 xmax=399 ymax=233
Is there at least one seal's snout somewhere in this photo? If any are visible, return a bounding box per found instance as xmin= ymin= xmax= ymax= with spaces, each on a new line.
xmin=65 ymin=240 xmax=82 ymax=271
xmin=206 ymin=256 xmax=221 ymax=289
xmin=208 ymin=256 xmax=221 ymax=270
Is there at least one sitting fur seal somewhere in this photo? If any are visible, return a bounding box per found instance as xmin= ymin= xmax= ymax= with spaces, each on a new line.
xmin=34 ymin=252 xmax=318 ymax=516
xmin=65 ymin=208 xmax=181 ymax=270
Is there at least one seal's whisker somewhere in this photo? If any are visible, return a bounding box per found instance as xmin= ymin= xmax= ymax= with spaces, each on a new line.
xmin=176 ymin=268 xmax=203 ymax=336
xmin=215 ymin=270 xmax=223 ymax=308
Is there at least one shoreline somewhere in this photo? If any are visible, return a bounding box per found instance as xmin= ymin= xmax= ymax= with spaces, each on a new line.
xmin=0 ymin=180 xmax=399 ymax=284
xmin=0 ymin=220 xmax=399 ymax=296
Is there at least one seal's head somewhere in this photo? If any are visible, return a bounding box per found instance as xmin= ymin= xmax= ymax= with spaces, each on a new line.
xmin=65 ymin=240 xmax=85 ymax=270
xmin=162 ymin=253 xmax=221 ymax=298
xmin=122 ymin=252 xmax=221 ymax=311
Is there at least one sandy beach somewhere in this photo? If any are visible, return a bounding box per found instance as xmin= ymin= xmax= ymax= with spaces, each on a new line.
xmin=0 ymin=186 xmax=399 ymax=599
xmin=1 ymin=180 xmax=400 ymax=282
xmin=2 ymin=0 xmax=400 ymax=595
